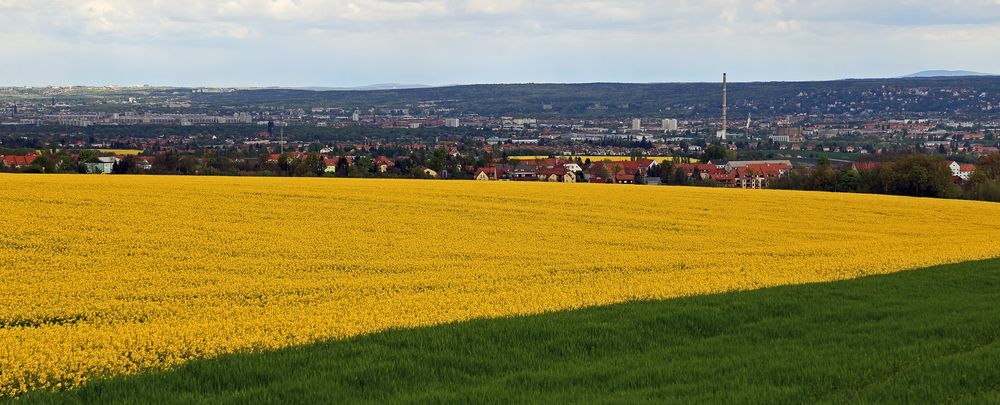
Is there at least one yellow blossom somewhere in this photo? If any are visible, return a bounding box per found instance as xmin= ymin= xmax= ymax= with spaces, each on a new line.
xmin=0 ymin=173 xmax=998 ymax=397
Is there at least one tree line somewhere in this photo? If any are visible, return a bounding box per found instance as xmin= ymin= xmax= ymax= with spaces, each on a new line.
xmin=770 ymin=154 xmax=1000 ymax=202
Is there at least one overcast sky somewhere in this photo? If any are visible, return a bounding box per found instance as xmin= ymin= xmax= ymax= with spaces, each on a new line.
xmin=1 ymin=0 xmax=998 ymax=87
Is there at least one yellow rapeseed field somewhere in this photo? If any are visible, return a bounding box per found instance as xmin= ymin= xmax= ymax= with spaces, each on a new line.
xmin=1 ymin=174 xmax=999 ymax=396
xmin=97 ymin=149 xmax=144 ymax=156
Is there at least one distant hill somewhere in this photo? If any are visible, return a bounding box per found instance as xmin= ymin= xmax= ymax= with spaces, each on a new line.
xmin=289 ymin=84 xmax=435 ymax=91
xmin=192 ymin=76 xmax=1000 ymax=119
xmin=903 ymin=70 xmax=995 ymax=78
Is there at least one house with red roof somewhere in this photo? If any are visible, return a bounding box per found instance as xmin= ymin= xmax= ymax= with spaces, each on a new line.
xmin=671 ymin=160 xmax=790 ymax=188
xmin=614 ymin=174 xmax=635 ymax=184
xmin=948 ymin=161 xmax=976 ymax=181
xmin=0 ymin=154 xmax=38 ymax=168
xmin=475 ymin=167 xmax=499 ymax=181
xmin=136 ymin=156 xmax=155 ymax=171
xmin=734 ymin=163 xmax=790 ymax=189
xmin=673 ymin=163 xmax=725 ymax=181
xmin=972 ymin=145 xmax=999 ymax=157
xmin=510 ymin=168 xmax=538 ymax=181
xmin=536 ymin=167 xmax=576 ymax=183
xmin=372 ymin=156 xmax=394 ymax=173
xmin=475 ymin=164 xmax=513 ymax=181
xmin=323 ymin=156 xmax=353 ymax=173
xmin=584 ymin=158 xmax=659 ymax=184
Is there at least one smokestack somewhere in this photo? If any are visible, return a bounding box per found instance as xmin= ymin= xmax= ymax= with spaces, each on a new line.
xmin=722 ymin=73 xmax=728 ymax=140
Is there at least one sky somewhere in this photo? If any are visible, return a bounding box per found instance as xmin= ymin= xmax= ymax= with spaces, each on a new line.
xmin=1 ymin=0 xmax=999 ymax=87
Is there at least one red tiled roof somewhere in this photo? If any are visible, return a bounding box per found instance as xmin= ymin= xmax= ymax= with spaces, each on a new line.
xmin=477 ymin=166 xmax=509 ymax=175
xmin=323 ymin=156 xmax=353 ymax=167
xmin=0 ymin=155 xmax=37 ymax=167
xmin=741 ymin=163 xmax=789 ymax=177
xmin=537 ymin=167 xmax=568 ymax=176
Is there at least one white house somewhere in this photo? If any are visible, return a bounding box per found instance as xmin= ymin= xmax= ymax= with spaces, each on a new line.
xmin=85 ymin=156 xmax=118 ymax=174
xmin=948 ymin=161 xmax=976 ymax=181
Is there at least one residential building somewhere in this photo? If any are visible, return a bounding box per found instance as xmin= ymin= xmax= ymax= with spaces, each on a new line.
xmin=84 ymin=157 xmax=118 ymax=174
xmin=948 ymin=161 xmax=976 ymax=181
xmin=0 ymin=154 xmax=37 ymax=168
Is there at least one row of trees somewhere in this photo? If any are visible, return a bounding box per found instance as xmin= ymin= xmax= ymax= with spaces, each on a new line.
xmin=113 ymin=148 xmax=492 ymax=179
xmin=771 ymin=154 xmax=1000 ymax=202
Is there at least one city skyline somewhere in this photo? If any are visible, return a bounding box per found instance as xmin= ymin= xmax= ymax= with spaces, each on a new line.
xmin=1 ymin=0 xmax=999 ymax=87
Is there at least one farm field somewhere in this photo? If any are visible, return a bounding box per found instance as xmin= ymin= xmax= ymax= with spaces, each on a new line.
xmin=96 ymin=149 xmax=144 ymax=156
xmin=18 ymin=258 xmax=1000 ymax=403
xmin=1 ymin=174 xmax=1000 ymax=397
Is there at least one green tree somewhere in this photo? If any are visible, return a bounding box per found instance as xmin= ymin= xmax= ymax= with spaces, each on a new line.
xmin=428 ymin=149 xmax=448 ymax=172
xmin=659 ymin=160 xmax=674 ymax=178
xmin=597 ymin=165 xmax=612 ymax=183
xmin=880 ymin=155 xmax=954 ymax=198
xmin=702 ymin=144 xmax=735 ymax=161
xmin=835 ymin=168 xmax=861 ymax=192
xmin=969 ymin=153 xmax=1000 ymax=201
xmin=29 ymin=155 xmax=57 ymax=173
xmin=154 ymin=152 xmax=181 ymax=174
xmin=335 ymin=156 xmax=350 ymax=177
xmin=278 ymin=154 xmax=293 ymax=176
xmin=973 ymin=153 xmax=1000 ymax=180
xmin=78 ymin=150 xmax=101 ymax=164
xmin=671 ymin=167 xmax=689 ymax=186
xmin=807 ymin=157 xmax=838 ymax=191
xmin=304 ymin=154 xmax=326 ymax=177
xmin=112 ymin=157 xmax=136 ymax=174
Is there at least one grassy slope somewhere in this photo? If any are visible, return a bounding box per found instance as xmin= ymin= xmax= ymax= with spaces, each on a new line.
xmin=17 ymin=259 xmax=1000 ymax=404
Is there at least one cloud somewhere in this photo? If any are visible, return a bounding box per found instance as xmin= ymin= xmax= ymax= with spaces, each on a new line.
xmin=754 ymin=0 xmax=783 ymax=15
xmin=760 ymin=19 xmax=801 ymax=33
xmin=0 ymin=0 xmax=998 ymax=85
xmin=464 ymin=0 xmax=523 ymax=15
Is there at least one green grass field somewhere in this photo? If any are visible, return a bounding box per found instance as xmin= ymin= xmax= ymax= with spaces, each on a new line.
xmin=15 ymin=258 xmax=1000 ymax=404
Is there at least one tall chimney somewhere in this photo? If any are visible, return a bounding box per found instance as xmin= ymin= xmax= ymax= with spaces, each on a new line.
xmin=722 ymin=73 xmax=728 ymax=140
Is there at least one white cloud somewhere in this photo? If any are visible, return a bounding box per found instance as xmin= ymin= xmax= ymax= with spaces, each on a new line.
xmin=0 ymin=0 xmax=998 ymax=85
xmin=464 ymin=0 xmax=523 ymax=15
xmin=754 ymin=0 xmax=783 ymax=15
xmin=765 ymin=19 xmax=801 ymax=33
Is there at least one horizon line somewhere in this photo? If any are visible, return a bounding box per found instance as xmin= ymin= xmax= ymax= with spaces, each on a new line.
xmin=2 ymin=72 xmax=998 ymax=90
